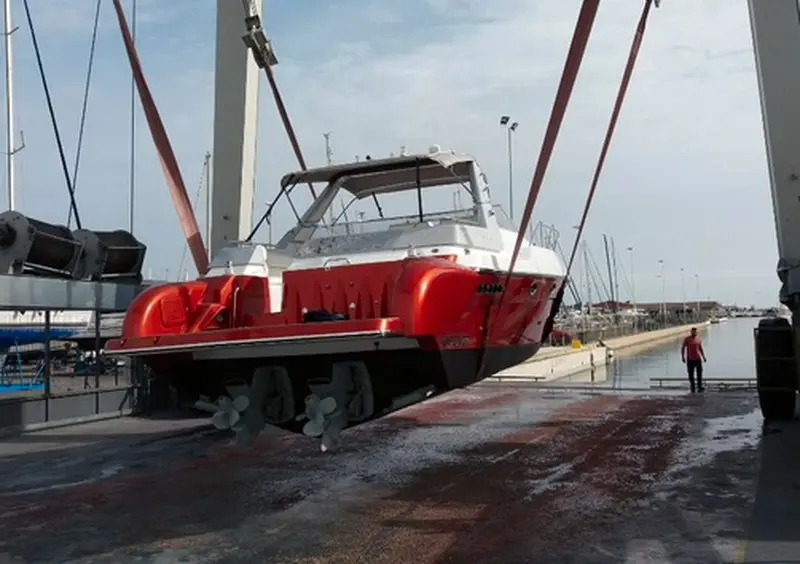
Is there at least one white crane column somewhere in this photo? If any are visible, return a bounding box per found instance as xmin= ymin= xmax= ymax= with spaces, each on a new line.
xmin=748 ymin=0 xmax=800 ymax=305
xmin=210 ymin=0 xmax=262 ymax=257
xmin=748 ymin=0 xmax=800 ymax=416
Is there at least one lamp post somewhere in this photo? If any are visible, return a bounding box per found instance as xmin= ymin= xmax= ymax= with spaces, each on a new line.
xmin=680 ymin=267 xmax=686 ymax=321
xmin=500 ymin=115 xmax=519 ymax=222
xmin=627 ymin=246 xmax=636 ymax=331
xmin=695 ymin=273 xmax=701 ymax=321
xmin=658 ymin=259 xmax=665 ymax=326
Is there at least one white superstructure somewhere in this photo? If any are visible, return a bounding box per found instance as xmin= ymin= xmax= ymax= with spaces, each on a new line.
xmin=205 ymin=149 xmax=566 ymax=314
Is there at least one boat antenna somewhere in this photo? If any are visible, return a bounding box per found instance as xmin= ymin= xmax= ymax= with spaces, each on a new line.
xmin=323 ymin=131 xmax=335 ymax=225
xmin=415 ymin=157 xmax=423 ymax=223
xmin=323 ymin=131 xmax=333 ymax=165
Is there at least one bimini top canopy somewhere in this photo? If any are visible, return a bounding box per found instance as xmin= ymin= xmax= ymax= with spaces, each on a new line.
xmin=279 ymin=150 xmax=475 ymax=198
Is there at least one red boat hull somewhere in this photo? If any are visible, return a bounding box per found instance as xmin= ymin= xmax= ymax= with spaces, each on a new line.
xmin=107 ymin=256 xmax=561 ymax=428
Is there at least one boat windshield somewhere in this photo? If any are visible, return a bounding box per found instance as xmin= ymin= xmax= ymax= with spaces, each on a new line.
xmin=307 ymin=181 xmax=479 ymax=240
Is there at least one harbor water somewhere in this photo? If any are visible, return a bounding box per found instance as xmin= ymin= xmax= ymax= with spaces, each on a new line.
xmin=556 ymin=317 xmax=759 ymax=390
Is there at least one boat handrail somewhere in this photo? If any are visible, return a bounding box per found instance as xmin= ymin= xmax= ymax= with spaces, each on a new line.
xmin=323 ymin=257 xmax=351 ymax=268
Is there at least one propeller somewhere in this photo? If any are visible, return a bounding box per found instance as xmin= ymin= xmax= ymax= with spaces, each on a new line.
xmin=206 ymin=368 xmax=296 ymax=447
xmin=296 ymin=394 xmax=345 ymax=452
xmin=211 ymin=395 xmax=250 ymax=432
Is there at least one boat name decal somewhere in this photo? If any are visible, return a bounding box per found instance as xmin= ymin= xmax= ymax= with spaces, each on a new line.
xmin=477 ymin=283 xmax=504 ymax=294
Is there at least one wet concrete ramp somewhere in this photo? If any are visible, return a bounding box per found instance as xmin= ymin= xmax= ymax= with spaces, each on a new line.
xmin=0 ymin=385 xmax=796 ymax=563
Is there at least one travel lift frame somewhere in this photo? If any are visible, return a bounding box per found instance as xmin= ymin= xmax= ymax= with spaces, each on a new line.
xmin=751 ymin=0 xmax=800 ymax=420
xmin=107 ymin=0 xmax=800 ymax=436
xmin=215 ymin=0 xmax=800 ymax=424
xmin=103 ymin=0 xmax=800 ymax=430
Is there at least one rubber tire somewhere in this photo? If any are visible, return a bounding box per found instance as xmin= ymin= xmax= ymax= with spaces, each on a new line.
xmin=756 ymin=317 xmax=797 ymax=421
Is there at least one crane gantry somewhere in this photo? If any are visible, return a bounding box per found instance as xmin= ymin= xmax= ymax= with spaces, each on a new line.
xmin=749 ymin=0 xmax=800 ymax=421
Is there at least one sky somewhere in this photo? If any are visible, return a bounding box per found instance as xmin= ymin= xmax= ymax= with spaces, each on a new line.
xmin=0 ymin=0 xmax=779 ymax=307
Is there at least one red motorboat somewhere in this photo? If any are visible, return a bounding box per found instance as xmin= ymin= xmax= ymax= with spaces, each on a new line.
xmin=105 ymin=149 xmax=566 ymax=448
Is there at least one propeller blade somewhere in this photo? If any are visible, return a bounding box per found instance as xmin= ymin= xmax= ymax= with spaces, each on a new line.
xmin=319 ymin=396 xmax=337 ymax=415
xmin=303 ymin=419 xmax=324 ymax=437
xmin=211 ymin=410 xmax=229 ymax=430
xmin=232 ymin=394 xmax=250 ymax=413
xmin=228 ymin=410 xmax=241 ymax=428
xmin=309 ymin=410 xmax=326 ymax=428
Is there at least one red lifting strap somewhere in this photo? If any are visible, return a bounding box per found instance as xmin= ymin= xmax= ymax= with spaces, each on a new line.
xmin=539 ymin=0 xmax=655 ymax=346
xmin=566 ymin=0 xmax=654 ymax=274
xmin=503 ymin=0 xmax=601 ymax=286
xmin=112 ymin=0 xmax=210 ymax=275
xmin=478 ymin=0 xmax=656 ymax=376
xmin=475 ymin=0 xmax=600 ymax=379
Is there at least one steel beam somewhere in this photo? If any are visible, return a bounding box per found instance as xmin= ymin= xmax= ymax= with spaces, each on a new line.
xmin=748 ymin=0 xmax=800 ymax=301
xmin=210 ymin=0 xmax=261 ymax=257
xmin=0 ymin=275 xmax=143 ymax=311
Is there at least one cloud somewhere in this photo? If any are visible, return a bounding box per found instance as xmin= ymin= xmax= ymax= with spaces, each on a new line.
xmin=0 ymin=0 xmax=778 ymax=305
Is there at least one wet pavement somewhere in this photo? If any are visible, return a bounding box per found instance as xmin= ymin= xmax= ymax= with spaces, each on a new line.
xmin=0 ymin=319 xmax=798 ymax=563
xmin=0 ymin=384 xmax=797 ymax=563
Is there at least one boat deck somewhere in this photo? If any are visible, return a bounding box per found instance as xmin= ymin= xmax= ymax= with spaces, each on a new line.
xmin=0 ymin=385 xmax=797 ymax=563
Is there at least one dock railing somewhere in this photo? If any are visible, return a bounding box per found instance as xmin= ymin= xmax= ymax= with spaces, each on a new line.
xmin=648 ymin=377 xmax=756 ymax=391
xmin=550 ymin=318 xmax=692 ymax=347
xmin=484 ymin=376 xmax=756 ymax=392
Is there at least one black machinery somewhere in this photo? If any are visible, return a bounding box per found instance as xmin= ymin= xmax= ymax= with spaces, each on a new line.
xmin=0 ymin=211 xmax=146 ymax=283
xmin=72 ymin=228 xmax=147 ymax=283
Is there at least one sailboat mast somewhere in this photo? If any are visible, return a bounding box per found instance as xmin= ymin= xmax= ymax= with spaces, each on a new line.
xmin=602 ymin=233 xmax=615 ymax=309
xmin=3 ymin=0 xmax=16 ymax=210
xmin=583 ymin=242 xmax=592 ymax=314
xmin=610 ymin=236 xmax=620 ymax=308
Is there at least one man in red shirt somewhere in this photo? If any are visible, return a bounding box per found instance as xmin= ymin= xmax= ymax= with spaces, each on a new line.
xmin=681 ymin=327 xmax=707 ymax=393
